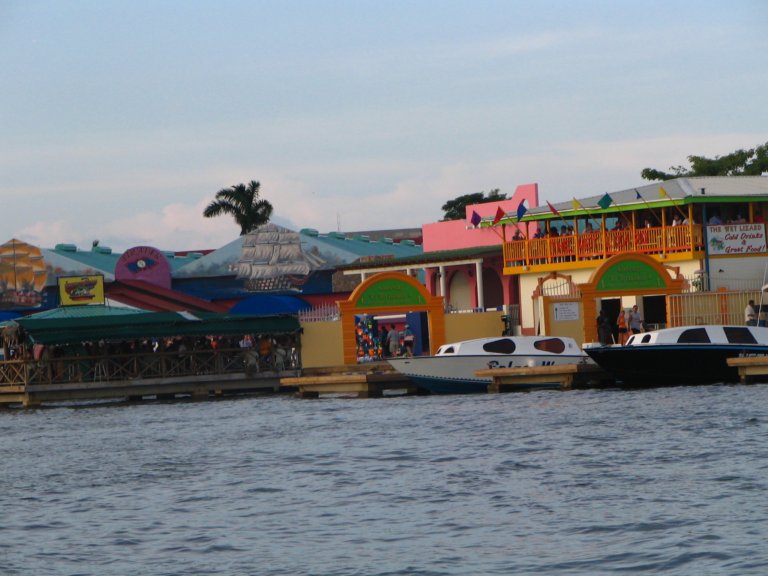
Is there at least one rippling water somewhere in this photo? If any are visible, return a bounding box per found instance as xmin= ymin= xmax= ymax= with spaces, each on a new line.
xmin=2 ymin=384 xmax=768 ymax=575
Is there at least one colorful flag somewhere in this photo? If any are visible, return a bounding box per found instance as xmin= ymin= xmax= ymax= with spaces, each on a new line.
xmin=546 ymin=201 xmax=562 ymax=217
xmin=597 ymin=193 xmax=613 ymax=210
xmin=470 ymin=210 xmax=481 ymax=226
xmin=516 ymin=200 xmax=527 ymax=221
xmin=492 ymin=206 xmax=505 ymax=225
xmin=635 ymin=189 xmax=643 ymax=200
xmin=659 ymin=186 xmax=670 ymax=199
xmin=572 ymin=198 xmax=585 ymax=211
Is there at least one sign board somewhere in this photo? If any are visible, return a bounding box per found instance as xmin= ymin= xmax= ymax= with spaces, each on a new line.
xmin=58 ymin=275 xmax=105 ymax=306
xmin=707 ymin=223 xmax=767 ymax=255
xmin=597 ymin=259 xmax=666 ymax=291
xmin=355 ymin=278 xmax=427 ymax=309
xmin=115 ymin=246 xmax=172 ymax=289
xmin=553 ymin=301 xmax=579 ymax=321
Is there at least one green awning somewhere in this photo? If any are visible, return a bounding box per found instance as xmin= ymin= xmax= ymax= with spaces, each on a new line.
xmin=16 ymin=311 xmax=300 ymax=345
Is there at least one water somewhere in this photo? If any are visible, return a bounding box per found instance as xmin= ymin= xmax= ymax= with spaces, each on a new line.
xmin=2 ymin=385 xmax=768 ymax=576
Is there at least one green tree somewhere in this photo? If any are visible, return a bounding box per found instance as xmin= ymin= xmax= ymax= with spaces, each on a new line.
xmin=203 ymin=180 xmax=274 ymax=235
xmin=441 ymin=189 xmax=507 ymax=221
xmin=641 ymin=142 xmax=768 ymax=181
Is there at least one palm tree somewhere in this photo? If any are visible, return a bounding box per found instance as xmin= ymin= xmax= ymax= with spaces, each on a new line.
xmin=203 ymin=180 xmax=274 ymax=235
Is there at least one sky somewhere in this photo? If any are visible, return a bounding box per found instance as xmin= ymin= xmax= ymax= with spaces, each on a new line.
xmin=1 ymin=1 xmax=767 ymax=252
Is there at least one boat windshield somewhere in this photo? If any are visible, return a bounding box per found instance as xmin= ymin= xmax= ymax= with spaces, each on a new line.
xmin=533 ymin=338 xmax=566 ymax=354
xmin=482 ymin=339 xmax=516 ymax=354
xmin=677 ymin=328 xmax=711 ymax=343
xmin=724 ymin=327 xmax=758 ymax=344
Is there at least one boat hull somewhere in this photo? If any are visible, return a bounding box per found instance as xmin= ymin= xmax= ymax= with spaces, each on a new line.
xmin=585 ymin=344 xmax=768 ymax=386
xmin=388 ymin=354 xmax=590 ymax=394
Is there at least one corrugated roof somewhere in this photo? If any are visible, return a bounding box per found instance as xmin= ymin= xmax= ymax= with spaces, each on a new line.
xmin=337 ymin=245 xmax=501 ymax=270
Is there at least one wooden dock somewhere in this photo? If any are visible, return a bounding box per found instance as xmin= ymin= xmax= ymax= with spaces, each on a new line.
xmin=0 ymin=348 xmax=297 ymax=408
xmin=280 ymin=362 xmax=416 ymax=398
xmin=726 ymin=356 xmax=768 ymax=384
xmin=476 ymin=363 xmax=613 ymax=392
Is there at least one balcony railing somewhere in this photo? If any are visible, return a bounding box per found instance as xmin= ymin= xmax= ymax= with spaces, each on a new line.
xmin=503 ymin=224 xmax=704 ymax=270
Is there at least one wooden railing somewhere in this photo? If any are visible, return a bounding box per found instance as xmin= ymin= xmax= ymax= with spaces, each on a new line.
xmin=503 ymin=224 xmax=704 ymax=270
xmin=0 ymin=346 xmax=300 ymax=389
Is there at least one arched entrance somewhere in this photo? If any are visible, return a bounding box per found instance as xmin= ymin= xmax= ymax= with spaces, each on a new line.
xmin=338 ymin=272 xmax=446 ymax=364
xmin=580 ymin=253 xmax=685 ymax=343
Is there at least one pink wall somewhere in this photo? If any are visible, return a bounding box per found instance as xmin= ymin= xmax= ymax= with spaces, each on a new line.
xmin=422 ymin=183 xmax=539 ymax=252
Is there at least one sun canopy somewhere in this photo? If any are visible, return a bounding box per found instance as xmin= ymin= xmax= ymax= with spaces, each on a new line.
xmin=15 ymin=311 xmax=300 ymax=346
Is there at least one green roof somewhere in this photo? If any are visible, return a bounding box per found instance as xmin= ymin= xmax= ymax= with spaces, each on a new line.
xmin=16 ymin=311 xmax=300 ymax=346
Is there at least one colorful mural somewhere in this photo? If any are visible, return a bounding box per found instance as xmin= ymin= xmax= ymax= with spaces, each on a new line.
xmin=0 ymin=239 xmax=47 ymax=309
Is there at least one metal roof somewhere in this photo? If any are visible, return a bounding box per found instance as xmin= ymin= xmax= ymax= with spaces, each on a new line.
xmin=491 ymin=176 xmax=768 ymax=223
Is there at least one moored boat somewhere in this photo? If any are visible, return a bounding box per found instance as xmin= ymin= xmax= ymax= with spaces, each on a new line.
xmin=584 ymin=325 xmax=768 ymax=386
xmin=387 ymin=335 xmax=593 ymax=394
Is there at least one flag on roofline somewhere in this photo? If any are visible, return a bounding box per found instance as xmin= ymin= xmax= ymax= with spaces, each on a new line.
xmin=470 ymin=210 xmax=481 ymax=226
xmin=597 ymin=193 xmax=613 ymax=210
xmin=659 ymin=186 xmax=670 ymax=199
xmin=516 ymin=200 xmax=527 ymax=221
xmin=635 ymin=189 xmax=643 ymax=200
xmin=492 ymin=206 xmax=505 ymax=225
xmin=572 ymin=198 xmax=586 ymax=211
xmin=546 ymin=201 xmax=562 ymax=218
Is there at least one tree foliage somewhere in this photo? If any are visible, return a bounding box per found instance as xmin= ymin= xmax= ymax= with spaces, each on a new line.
xmin=641 ymin=142 xmax=768 ymax=181
xmin=203 ymin=180 xmax=274 ymax=235
xmin=441 ymin=189 xmax=507 ymax=221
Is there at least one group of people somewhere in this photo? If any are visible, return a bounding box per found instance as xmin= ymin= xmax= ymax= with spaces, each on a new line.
xmin=597 ymin=304 xmax=644 ymax=345
xmin=356 ymin=320 xmax=415 ymax=361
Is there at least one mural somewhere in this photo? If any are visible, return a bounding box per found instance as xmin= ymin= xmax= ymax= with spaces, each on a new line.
xmin=234 ymin=224 xmax=324 ymax=291
xmin=0 ymin=239 xmax=47 ymax=309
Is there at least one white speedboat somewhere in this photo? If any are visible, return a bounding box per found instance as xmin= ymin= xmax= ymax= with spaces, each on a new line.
xmin=584 ymin=325 xmax=768 ymax=386
xmin=387 ymin=335 xmax=593 ymax=394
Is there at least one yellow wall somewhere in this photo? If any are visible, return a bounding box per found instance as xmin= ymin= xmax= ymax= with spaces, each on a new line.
xmin=299 ymin=321 xmax=345 ymax=368
xmin=445 ymin=311 xmax=505 ymax=342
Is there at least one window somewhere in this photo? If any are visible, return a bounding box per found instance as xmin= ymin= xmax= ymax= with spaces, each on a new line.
xmin=482 ymin=339 xmax=516 ymax=354
xmin=533 ymin=338 xmax=566 ymax=354
xmin=724 ymin=327 xmax=758 ymax=344
xmin=677 ymin=328 xmax=711 ymax=344
xmin=441 ymin=346 xmax=456 ymax=355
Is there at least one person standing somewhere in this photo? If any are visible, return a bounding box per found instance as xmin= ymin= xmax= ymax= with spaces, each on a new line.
xmin=597 ymin=310 xmax=613 ymax=345
xmin=386 ymin=325 xmax=400 ymax=358
xmin=403 ymin=324 xmax=414 ymax=356
xmin=628 ymin=305 xmax=643 ymax=334
xmin=745 ymin=300 xmax=757 ymax=326
xmin=616 ymin=308 xmax=629 ymax=345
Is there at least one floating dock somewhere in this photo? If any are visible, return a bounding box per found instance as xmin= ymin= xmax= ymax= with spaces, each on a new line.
xmin=476 ymin=363 xmax=613 ymax=392
xmin=280 ymin=362 xmax=416 ymax=398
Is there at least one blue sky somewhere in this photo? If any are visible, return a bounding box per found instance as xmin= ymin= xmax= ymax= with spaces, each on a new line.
xmin=1 ymin=1 xmax=766 ymax=251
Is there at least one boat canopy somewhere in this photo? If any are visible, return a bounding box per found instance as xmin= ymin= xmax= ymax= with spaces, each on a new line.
xmin=15 ymin=311 xmax=301 ymax=346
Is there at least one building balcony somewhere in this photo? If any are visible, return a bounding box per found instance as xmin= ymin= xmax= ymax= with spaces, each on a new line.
xmin=503 ymin=224 xmax=706 ymax=273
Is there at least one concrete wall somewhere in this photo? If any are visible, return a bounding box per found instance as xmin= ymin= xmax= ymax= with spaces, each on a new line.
xmin=422 ymin=183 xmax=539 ymax=252
xmin=445 ymin=311 xmax=506 ymax=342
xmin=300 ymin=321 xmax=345 ymax=368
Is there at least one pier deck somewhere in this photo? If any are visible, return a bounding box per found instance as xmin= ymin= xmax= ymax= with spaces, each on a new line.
xmin=726 ymin=356 xmax=768 ymax=384
xmin=476 ymin=363 xmax=612 ymax=392
xmin=280 ymin=363 xmax=416 ymax=398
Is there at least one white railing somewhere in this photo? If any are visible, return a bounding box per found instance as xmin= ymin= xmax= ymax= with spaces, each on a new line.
xmin=298 ymin=302 xmax=340 ymax=323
